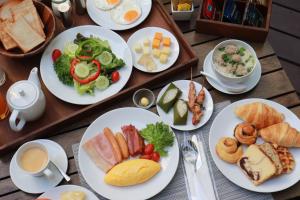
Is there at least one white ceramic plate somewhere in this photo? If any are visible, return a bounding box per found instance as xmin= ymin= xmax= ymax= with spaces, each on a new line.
xmin=127 ymin=27 xmax=180 ymax=73
xmin=40 ymin=25 xmax=133 ymax=105
xmin=203 ymin=51 xmax=261 ymax=94
xmin=209 ymin=98 xmax=300 ymax=193
xmin=10 ymin=139 xmax=68 ymax=194
xmin=78 ymin=107 xmax=179 ymax=200
xmin=86 ymin=0 xmax=152 ymax=31
xmin=156 ymin=80 xmax=213 ymax=131
xmin=38 ymin=184 xmax=99 ymax=200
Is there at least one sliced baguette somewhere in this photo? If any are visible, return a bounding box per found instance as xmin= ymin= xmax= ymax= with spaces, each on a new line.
xmin=4 ymin=17 xmax=45 ymax=53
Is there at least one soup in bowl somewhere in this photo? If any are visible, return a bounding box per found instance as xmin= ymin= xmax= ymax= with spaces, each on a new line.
xmin=212 ymin=40 xmax=257 ymax=83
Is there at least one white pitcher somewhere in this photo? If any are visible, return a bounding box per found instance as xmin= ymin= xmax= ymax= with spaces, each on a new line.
xmin=6 ymin=67 xmax=46 ymax=132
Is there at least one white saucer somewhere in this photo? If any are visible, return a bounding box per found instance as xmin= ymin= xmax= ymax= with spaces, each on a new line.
xmin=38 ymin=184 xmax=99 ymax=200
xmin=156 ymin=80 xmax=214 ymax=131
xmin=10 ymin=139 xmax=68 ymax=194
xmin=203 ymin=50 xmax=261 ymax=94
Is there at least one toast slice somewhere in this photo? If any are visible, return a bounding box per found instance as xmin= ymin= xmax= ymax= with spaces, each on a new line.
xmin=259 ymin=143 xmax=283 ymax=175
xmin=0 ymin=21 xmax=18 ymax=50
xmin=0 ymin=0 xmax=22 ymax=21
xmin=4 ymin=17 xmax=45 ymax=53
xmin=10 ymin=0 xmax=45 ymax=38
xmin=237 ymin=144 xmax=276 ymax=186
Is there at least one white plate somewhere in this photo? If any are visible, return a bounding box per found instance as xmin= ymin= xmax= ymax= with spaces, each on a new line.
xmin=209 ymin=98 xmax=300 ymax=193
xmin=10 ymin=139 xmax=68 ymax=194
xmin=156 ymin=80 xmax=213 ymax=131
xmin=203 ymin=51 xmax=261 ymax=94
xmin=87 ymin=0 xmax=152 ymax=31
xmin=127 ymin=27 xmax=180 ymax=73
xmin=40 ymin=25 xmax=133 ymax=105
xmin=38 ymin=184 xmax=99 ymax=200
xmin=78 ymin=107 xmax=179 ymax=200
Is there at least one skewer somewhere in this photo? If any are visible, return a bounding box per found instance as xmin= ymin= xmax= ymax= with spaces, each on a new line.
xmin=190 ymin=67 xmax=193 ymax=81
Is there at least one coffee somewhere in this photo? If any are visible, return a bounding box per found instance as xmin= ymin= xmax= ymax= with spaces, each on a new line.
xmin=20 ymin=147 xmax=48 ymax=172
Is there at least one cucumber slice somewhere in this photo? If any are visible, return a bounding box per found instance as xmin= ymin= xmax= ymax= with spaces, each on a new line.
xmin=173 ymin=99 xmax=188 ymax=125
xmin=98 ymin=51 xmax=113 ymax=65
xmin=63 ymin=42 xmax=78 ymax=57
xmin=95 ymin=76 xmax=109 ymax=90
xmin=158 ymin=83 xmax=182 ymax=113
xmin=75 ymin=62 xmax=90 ymax=78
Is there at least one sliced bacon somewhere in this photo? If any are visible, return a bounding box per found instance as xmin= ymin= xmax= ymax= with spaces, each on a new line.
xmin=122 ymin=125 xmax=135 ymax=156
xmin=122 ymin=125 xmax=143 ymax=156
xmin=83 ymin=139 xmax=113 ymax=172
xmin=138 ymin=133 xmax=145 ymax=154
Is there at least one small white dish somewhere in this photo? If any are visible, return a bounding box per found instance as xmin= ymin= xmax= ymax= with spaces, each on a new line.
xmin=38 ymin=184 xmax=99 ymax=200
xmin=127 ymin=27 xmax=180 ymax=73
xmin=132 ymin=88 xmax=155 ymax=109
xmin=203 ymin=50 xmax=261 ymax=94
xmin=78 ymin=107 xmax=179 ymax=200
xmin=209 ymin=98 xmax=300 ymax=193
xmin=10 ymin=139 xmax=68 ymax=194
xmin=40 ymin=25 xmax=133 ymax=105
xmin=156 ymin=80 xmax=214 ymax=131
xmin=171 ymin=2 xmax=194 ymax=21
xmin=86 ymin=0 xmax=152 ymax=31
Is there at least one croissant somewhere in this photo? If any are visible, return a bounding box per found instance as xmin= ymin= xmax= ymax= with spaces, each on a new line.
xmin=259 ymin=122 xmax=300 ymax=147
xmin=235 ymin=102 xmax=284 ymax=129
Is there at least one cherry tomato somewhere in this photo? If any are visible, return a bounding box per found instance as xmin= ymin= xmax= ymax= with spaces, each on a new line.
xmin=140 ymin=154 xmax=152 ymax=160
xmin=151 ymin=152 xmax=160 ymax=162
xmin=111 ymin=71 xmax=120 ymax=83
xmin=144 ymin=144 xmax=154 ymax=155
xmin=52 ymin=49 xmax=62 ymax=62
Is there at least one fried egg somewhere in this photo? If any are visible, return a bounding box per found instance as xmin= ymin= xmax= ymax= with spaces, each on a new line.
xmin=110 ymin=0 xmax=142 ymax=25
xmin=95 ymin=0 xmax=121 ymax=11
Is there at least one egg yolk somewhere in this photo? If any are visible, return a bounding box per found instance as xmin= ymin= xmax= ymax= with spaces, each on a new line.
xmin=107 ymin=0 xmax=119 ymax=5
xmin=124 ymin=10 xmax=139 ymax=22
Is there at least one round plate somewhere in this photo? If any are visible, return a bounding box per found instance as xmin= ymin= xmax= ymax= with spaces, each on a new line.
xmin=78 ymin=107 xmax=179 ymax=200
xmin=38 ymin=184 xmax=99 ymax=200
xmin=10 ymin=139 xmax=68 ymax=194
xmin=40 ymin=25 xmax=133 ymax=105
xmin=203 ymin=51 xmax=261 ymax=94
xmin=156 ymin=80 xmax=213 ymax=131
xmin=127 ymin=27 xmax=180 ymax=73
xmin=86 ymin=0 xmax=152 ymax=31
xmin=209 ymin=98 xmax=300 ymax=193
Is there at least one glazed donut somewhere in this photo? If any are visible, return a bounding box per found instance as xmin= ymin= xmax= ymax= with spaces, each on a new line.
xmin=234 ymin=122 xmax=257 ymax=145
xmin=216 ymin=137 xmax=243 ymax=164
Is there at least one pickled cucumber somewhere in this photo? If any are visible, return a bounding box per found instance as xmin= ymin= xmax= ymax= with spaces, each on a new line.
xmin=173 ymin=99 xmax=188 ymax=125
xmin=158 ymin=83 xmax=182 ymax=113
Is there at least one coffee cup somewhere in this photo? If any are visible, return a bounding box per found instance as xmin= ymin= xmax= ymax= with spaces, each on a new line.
xmin=16 ymin=141 xmax=53 ymax=177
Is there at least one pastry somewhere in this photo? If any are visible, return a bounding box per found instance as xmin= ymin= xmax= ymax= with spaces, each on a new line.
xmin=235 ymin=102 xmax=284 ymax=129
xmin=272 ymin=144 xmax=295 ymax=174
xmin=259 ymin=143 xmax=283 ymax=175
xmin=234 ymin=122 xmax=257 ymax=145
xmin=215 ymin=137 xmax=243 ymax=164
xmin=259 ymin=122 xmax=300 ymax=147
xmin=237 ymin=144 xmax=276 ymax=186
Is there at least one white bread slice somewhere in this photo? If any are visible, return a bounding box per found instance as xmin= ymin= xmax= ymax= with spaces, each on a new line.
xmin=10 ymin=0 xmax=45 ymax=38
xmin=0 ymin=21 xmax=18 ymax=50
xmin=4 ymin=17 xmax=45 ymax=53
xmin=0 ymin=0 xmax=22 ymax=21
xmin=259 ymin=143 xmax=283 ymax=175
xmin=237 ymin=144 xmax=276 ymax=186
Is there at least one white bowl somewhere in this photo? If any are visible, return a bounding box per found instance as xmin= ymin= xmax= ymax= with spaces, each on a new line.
xmin=171 ymin=2 xmax=194 ymax=21
xmin=211 ymin=39 xmax=258 ymax=83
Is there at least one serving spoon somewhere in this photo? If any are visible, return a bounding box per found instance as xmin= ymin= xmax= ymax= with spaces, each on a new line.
xmin=200 ymin=71 xmax=247 ymax=93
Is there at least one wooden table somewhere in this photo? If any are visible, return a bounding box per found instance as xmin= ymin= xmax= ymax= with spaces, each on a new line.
xmin=1 ymin=0 xmax=300 ymax=199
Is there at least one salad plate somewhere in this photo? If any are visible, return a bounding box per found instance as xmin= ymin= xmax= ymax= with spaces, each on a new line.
xmin=78 ymin=107 xmax=179 ymax=200
xmin=127 ymin=27 xmax=180 ymax=73
xmin=156 ymin=80 xmax=213 ymax=131
xmin=209 ymin=98 xmax=300 ymax=193
xmin=38 ymin=184 xmax=99 ymax=199
xmin=40 ymin=25 xmax=133 ymax=105
xmin=86 ymin=0 xmax=152 ymax=31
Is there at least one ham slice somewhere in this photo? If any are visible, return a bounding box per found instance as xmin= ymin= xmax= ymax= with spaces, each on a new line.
xmin=93 ymin=134 xmax=118 ymax=166
xmin=82 ymin=139 xmax=112 ymax=173
xmin=122 ymin=125 xmax=143 ymax=156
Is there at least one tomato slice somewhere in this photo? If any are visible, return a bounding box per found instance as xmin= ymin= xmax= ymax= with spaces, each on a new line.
xmin=52 ymin=49 xmax=62 ymax=62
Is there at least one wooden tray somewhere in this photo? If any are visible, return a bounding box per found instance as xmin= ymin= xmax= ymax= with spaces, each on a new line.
xmin=0 ymin=0 xmax=198 ymax=153
xmin=196 ymin=0 xmax=272 ymax=42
